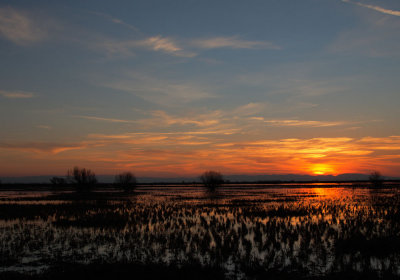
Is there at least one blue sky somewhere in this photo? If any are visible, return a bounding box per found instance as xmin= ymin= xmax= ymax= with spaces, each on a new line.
xmin=1 ymin=0 xmax=400 ymax=177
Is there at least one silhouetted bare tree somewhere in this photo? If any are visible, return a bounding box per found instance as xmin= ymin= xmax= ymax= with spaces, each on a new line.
xmin=115 ymin=172 xmax=137 ymax=191
xmin=67 ymin=166 xmax=97 ymax=190
xmin=369 ymin=171 xmax=384 ymax=188
xmin=200 ymin=170 xmax=224 ymax=191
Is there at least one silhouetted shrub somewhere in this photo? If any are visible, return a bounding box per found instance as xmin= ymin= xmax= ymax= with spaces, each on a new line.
xmin=369 ymin=171 xmax=384 ymax=188
xmin=50 ymin=177 xmax=66 ymax=186
xmin=67 ymin=166 xmax=97 ymax=190
xmin=200 ymin=170 xmax=224 ymax=190
xmin=115 ymin=172 xmax=137 ymax=191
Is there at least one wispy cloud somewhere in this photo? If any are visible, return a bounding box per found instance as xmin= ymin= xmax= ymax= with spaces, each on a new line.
xmin=76 ymin=115 xmax=136 ymax=123
xmin=342 ymin=0 xmax=400 ymax=16
xmin=0 ymin=90 xmax=34 ymax=99
xmin=87 ymin=128 xmax=240 ymax=141
xmin=76 ymin=113 xmax=220 ymax=129
xmin=75 ymin=105 xmax=252 ymax=131
xmin=94 ymin=34 xmax=277 ymax=58
xmin=0 ymin=7 xmax=47 ymax=45
xmin=140 ymin=110 xmax=221 ymax=127
xmin=359 ymin=136 xmax=400 ymax=144
xmin=96 ymin=36 xmax=196 ymax=57
xmin=231 ymin=102 xmax=267 ymax=116
xmin=138 ymin=36 xmax=182 ymax=53
xmin=191 ymin=36 xmax=280 ymax=50
xmin=137 ymin=36 xmax=197 ymax=57
xmin=0 ymin=142 xmax=87 ymax=154
xmin=250 ymin=117 xmax=348 ymax=127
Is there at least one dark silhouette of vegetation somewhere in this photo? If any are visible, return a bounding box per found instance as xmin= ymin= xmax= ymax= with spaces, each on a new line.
xmin=200 ymin=170 xmax=224 ymax=190
xmin=67 ymin=166 xmax=97 ymax=191
xmin=369 ymin=171 xmax=384 ymax=188
xmin=50 ymin=177 xmax=67 ymax=186
xmin=115 ymin=172 xmax=137 ymax=191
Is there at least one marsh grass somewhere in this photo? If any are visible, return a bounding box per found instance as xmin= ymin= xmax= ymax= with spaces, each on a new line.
xmin=0 ymin=186 xmax=400 ymax=279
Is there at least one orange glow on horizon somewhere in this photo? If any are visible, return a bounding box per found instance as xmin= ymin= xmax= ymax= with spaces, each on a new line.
xmin=309 ymin=164 xmax=337 ymax=175
xmin=1 ymin=135 xmax=400 ymax=177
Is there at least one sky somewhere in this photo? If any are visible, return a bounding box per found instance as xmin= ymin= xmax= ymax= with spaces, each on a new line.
xmin=1 ymin=0 xmax=400 ymax=177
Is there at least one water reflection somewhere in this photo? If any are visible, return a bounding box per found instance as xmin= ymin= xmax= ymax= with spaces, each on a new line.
xmin=0 ymin=185 xmax=399 ymax=278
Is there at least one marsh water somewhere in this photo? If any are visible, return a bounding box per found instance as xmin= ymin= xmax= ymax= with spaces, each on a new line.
xmin=1 ymin=184 xmax=400 ymax=279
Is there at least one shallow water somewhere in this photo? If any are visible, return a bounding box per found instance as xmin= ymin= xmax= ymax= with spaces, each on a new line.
xmin=0 ymin=184 xmax=399 ymax=279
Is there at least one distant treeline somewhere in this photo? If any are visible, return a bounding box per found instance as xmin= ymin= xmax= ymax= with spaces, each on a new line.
xmin=1 ymin=168 xmax=395 ymax=189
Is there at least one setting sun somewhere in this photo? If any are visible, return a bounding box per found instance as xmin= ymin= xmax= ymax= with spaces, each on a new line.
xmin=310 ymin=164 xmax=335 ymax=175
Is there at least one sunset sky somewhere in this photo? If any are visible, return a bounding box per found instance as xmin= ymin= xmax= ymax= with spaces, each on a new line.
xmin=1 ymin=0 xmax=400 ymax=177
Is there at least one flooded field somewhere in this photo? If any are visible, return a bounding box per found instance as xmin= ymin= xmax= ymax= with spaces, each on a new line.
xmin=1 ymin=184 xmax=400 ymax=279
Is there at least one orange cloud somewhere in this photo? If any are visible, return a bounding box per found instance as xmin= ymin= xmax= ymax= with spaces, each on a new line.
xmin=0 ymin=90 xmax=34 ymax=99
xmin=1 ymin=136 xmax=400 ymax=177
